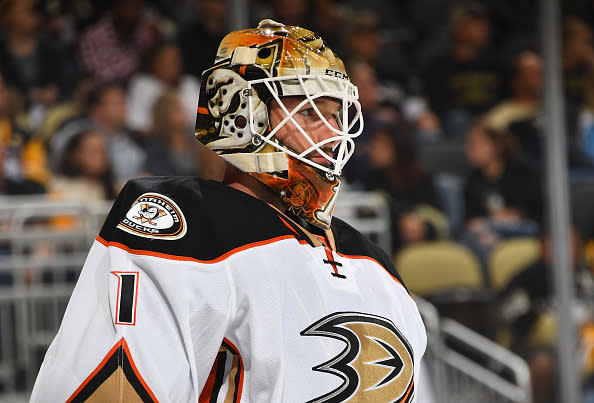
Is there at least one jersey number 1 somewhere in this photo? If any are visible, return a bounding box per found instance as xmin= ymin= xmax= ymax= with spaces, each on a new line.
xmin=111 ymin=271 xmax=139 ymax=325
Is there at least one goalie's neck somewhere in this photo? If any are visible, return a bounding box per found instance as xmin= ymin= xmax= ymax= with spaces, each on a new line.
xmin=223 ymin=163 xmax=335 ymax=250
xmin=224 ymin=163 xmax=286 ymax=212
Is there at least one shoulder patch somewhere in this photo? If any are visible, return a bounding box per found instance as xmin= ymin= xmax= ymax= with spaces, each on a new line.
xmin=116 ymin=193 xmax=187 ymax=240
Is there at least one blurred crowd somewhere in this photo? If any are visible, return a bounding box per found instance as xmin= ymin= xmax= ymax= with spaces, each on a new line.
xmin=1 ymin=0 xmax=594 ymax=401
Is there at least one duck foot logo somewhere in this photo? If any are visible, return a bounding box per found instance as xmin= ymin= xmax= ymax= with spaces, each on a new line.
xmin=301 ymin=312 xmax=415 ymax=403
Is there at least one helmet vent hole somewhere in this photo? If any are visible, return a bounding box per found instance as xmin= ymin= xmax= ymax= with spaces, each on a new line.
xmin=241 ymin=103 xmax=246 ymax=109
xmin=222 ymin=89 xmax=227 ymax=95
xmin=224 ymin=120 xmax=229 ymax=126
xmin=218 ymin=101 xmax=223 ymax=107
xmin=235 ymin=115 xmax=247 ymax=129
xmin=237 ymin=132 xmax=243 ymax=138
xmin=257 ymin=48 xmax=272 ymax=59
xmin=231 ymin=127 xmax=236 ymax=133
xmin=258 ymin=122 xmax=265 ymax=127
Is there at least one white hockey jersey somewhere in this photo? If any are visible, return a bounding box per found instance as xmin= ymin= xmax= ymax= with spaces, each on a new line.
xmin=31 ymin=177 xmax=427 ymax=402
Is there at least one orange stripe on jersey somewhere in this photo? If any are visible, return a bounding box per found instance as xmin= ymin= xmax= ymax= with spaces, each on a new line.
xmin=121 ymin=338 xmax=159 ymax=402
xmin=67 ymin=337 xmax=158 ymax=402
xmin=96 ymin=236 xmax=109 ymax=247
xmin=335 ymin=252 xmax=414 ymax=300
xmin=316 ymin=235 xmax=330 ymax=249
xmin=199 ymin=352 xmax=222 ymax=403
xmin=239 ymin=65 xmax=247 ymax=75
xmin=277 ymin=215 xmax=300 ymax=237
xmin=402 ymin=375 xmax=414 ymax=402
xmin=197 ymin=106 xmax=209 ymax=115
xmin=96 ymin=235 xmax=308 ymax=264
xmin=66 ymin=339 xmax=123 ymax=402
xmin=323 ymin=248 xmax=340 ymax=276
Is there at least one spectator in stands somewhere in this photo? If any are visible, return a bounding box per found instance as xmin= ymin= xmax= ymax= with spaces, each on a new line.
xmin=364 ymin=122 xmax=447 ymax=253
xmin=484 ymin=50 xmax=543 ymax=132
xmin=39 ymin=75 xmax=98 ymax=144
xmin=462 ymin=120 xmax=542 ymax=261
xmin=179 ymin=0 xmax=226 ymax=80
xmin=53 ymin=0 xmax=108 ymax=36
xmin=50 ymin=129 xmax=117 ymax=202
xmin=0 ymin=0 xmax=61 ymax=129
xmin=563 ymin=17 xmax=594 ymax=110
xmin=0 ymin=73 xmax=49 ymax=192
xmin=348 ymin=60 xmax=400 ymax=126
xmin=498 ymin=226 xmax=594 ymax=403
xmin=508 ymin=93 xmax=594 ymax=172
xmin=342 ymin=60 xmax=400 ymax=186
xmin=50 ymin=83 xmax=147 ymax=187
xmin=343 ymin=10 xmax=407 ymax=96
xmin=127 ymin=41 xmax=199 ymax=133
xmin=0 ymin=133 xmax=44 ymax=195
xmin=579 ymin=69 xmax=594 ymax=163
xmin=345 ymin=60 xmax=442 ymax=184
xmin=309 ymin=0 xmax=344 ymax=54
xmin=464 ymin=121 xmax=541 ymax=223
xmin=269 ymin=0 xmax=311 ymax=27
xmin=143 ymin=92 xmax=198 ymax=176
xmin=78 ymin=0 xmax=157 ymax=84
xmin=422 ymin=3 xmax=505 ymax=137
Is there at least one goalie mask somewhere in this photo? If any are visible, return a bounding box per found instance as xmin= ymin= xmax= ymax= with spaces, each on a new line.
xmin=195 ymin=19 xmax=363 ymax=229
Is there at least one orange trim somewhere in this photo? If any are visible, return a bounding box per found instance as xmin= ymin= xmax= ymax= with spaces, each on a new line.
xmin=198 ymin=353 xmax=221 ymax=403
xmin=316 ymin=235 xmax=330 ymax=249
xmin=336 ymin=251 xmax=415 ymax=301
xmin=222 ymin=338 xmax=244 ymax=402
xmin=66 ymin=337 xmax=158 ymax=402
xmin=335 ymin=252 xmax=402 ymax=285
xmin=121 ymin=338 xmax=159 ymax=402
xmin=323 ymin=248 xmax=339 ymax=275
xmin=96 ymin=235 xmax=307 ymax=264
xmin=197 ymin=106 xmax=209 ymax=115
xmin=96 ymin=236 xmax=109 ymax=247
xmin=277 ymin=216 xmax=300 ymax=237
xmin=239 ymin=65 xmax=247 ymax=75
xmin=402 ymin=375 xmax=414 ymax=402
xmin=66 ymin=339 xmax=123 ymax=403
xmin=112 ymin=272 xmax=122 ymax=324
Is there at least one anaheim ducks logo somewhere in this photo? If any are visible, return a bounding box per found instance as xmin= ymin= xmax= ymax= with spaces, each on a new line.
xmin=117 ymin=193 xmax=187 ymax=240
xmin=301 ymin=312 xmax=415 ymax=403
xmin=283 ymin=181 xmax=312 ymax=210
xmin=133 ymin=203 xmax=166 ymax=225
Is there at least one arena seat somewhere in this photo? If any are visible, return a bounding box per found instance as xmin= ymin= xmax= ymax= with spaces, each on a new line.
xmin=488 ymin=237 xmax=540 ymax=292
xmin=394 ymin=241 xmax=484 ymax=299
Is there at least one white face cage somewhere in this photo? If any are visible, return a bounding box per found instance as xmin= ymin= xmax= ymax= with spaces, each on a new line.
xmin=247 ymin=74 xmax=364 ymax=178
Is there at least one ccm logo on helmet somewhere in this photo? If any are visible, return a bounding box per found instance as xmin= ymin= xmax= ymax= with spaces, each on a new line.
xmin=325 ymin=69 xmax=349 ymax=80
xmin=301 ymin=312 xmax=415 ymax=403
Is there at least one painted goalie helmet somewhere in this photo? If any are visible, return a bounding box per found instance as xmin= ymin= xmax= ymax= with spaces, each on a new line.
xmin=195 ymin=19 xmax=363 ymax=229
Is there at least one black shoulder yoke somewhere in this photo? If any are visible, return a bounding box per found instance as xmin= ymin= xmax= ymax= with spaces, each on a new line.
xmin=99 ymin=177 xmax=298 ymax=260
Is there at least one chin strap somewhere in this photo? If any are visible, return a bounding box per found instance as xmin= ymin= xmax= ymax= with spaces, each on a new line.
xmin=220 ymin=152 xmax=289 ymax=173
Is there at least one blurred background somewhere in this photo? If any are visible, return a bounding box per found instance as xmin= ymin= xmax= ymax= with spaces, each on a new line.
xmin=1 ymin=0 xmax=594 ymax=401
